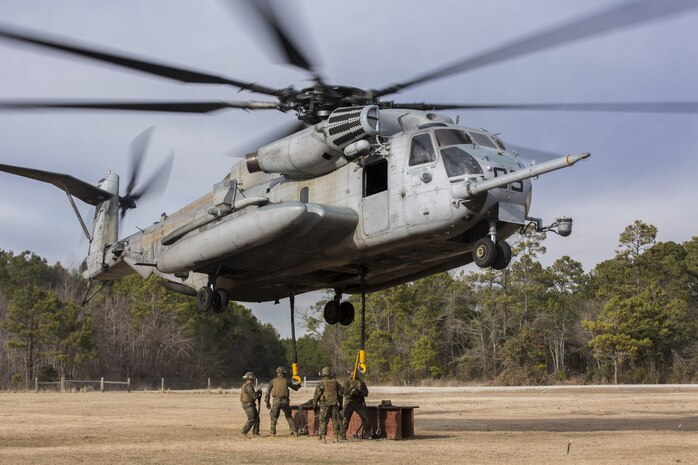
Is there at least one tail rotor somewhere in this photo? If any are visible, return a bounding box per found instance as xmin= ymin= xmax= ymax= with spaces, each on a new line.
xmin=119 ymin=127 xmax=174 ymax=218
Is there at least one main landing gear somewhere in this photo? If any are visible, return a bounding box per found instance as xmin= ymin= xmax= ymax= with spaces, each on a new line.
xmin=323 ymin=295 xmax=355 ymax=326
xmin=196 ymin=275 xmax=229 ymax=313
xmin=472 ymin=221 xmax=511 ymax=270
xmin=322 ymin=267 xmax=368 ymax=375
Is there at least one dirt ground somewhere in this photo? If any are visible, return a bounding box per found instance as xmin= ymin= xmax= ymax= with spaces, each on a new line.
xmin=1 ymin=385 xmax=697 ymax=465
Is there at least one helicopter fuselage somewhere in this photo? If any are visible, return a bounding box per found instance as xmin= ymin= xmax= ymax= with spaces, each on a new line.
xmin=93 ymin=109 xmax=551 ymax=303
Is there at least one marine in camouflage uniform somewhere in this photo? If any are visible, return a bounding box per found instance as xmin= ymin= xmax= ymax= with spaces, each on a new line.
xmin=312 ymin=366 xmax=345 ymax=441
xmin=342 ymin=370 xmax=370 ymax=439
xmin=239 ymin=371 xmax=261 ymax=437
xmin=264 ymin=366 xmax=300 ymax=436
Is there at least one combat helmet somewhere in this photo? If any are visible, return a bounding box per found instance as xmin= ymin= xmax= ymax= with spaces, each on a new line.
xmin=276 ymin=366 xmax=287 ymax=375
xmin=320 ymin=366 xmax=333 ymax=377
xmin=242 ymin=371 xmax=255 ymax=380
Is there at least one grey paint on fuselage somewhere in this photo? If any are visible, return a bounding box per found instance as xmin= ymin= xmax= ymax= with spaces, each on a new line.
xmin=109 ymin=112 xmax=536 ymax=302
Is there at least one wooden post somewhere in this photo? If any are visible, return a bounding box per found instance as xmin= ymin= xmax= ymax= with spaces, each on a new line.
xmin=161 ymin=378 xmax=165 ymax=392
xmin=207 ymin=378 xmax=211 ymax=391
xmin=100 ymin=377 xmax=104 ymax=392
xmin=34 ymin=377 xmax=38 ymax=392
xmin=60 ymin=376 xmax=65 ymax=393
xmin=127 ymin=378 xmax=131 ymax=393
xmin=303 ymin=376 xmax=306 ymax=388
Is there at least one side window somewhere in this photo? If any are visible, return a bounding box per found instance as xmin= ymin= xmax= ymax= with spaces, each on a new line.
xmin=409 ymin=133 xmax=436 ymax=166
xmin=469 ymin=132 xmax=497 ymax=149
xmin=363 ymin=158 xmax=388 ymax=197
xmin=299 ymin=186 xmax=309 ymax=203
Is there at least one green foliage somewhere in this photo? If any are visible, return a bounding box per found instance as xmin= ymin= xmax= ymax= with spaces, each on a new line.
xmin=282 ymin=335 xmax=330 ymax=377
xmin=410 ymin=336 xmax=442 ymax=378
xmin=37 ymin=364 xmax=59 ymax=382
xmin=2 ymin=286 xmax=57 ymax=386
xmin=194 ymin=303 xmax=286 ymax=380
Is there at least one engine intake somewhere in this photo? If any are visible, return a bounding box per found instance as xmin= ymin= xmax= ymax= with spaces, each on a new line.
xmin=246 ymin=105 xmax=379 ymax=179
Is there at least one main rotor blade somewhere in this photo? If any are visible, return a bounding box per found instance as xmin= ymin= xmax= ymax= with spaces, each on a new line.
xmin=235 ymin=0 xmax=319 ymax=76
xmin=0 ymin=23 xmax=282 ymax=97
xmin=0 ymin=100 xmax=280 ymax=113
xmin=374 ymin=0 xmax=698 ymax=97
xmin=385 ymin=101 xmax=698 ymax=114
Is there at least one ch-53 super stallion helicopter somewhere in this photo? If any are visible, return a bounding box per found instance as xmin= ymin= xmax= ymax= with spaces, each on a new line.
xmin=1 ymin=0 xmax=697 ymax=380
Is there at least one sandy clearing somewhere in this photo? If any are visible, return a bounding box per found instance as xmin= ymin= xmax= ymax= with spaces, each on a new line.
xmin=1 ymin=386 xmax=697 ymax=465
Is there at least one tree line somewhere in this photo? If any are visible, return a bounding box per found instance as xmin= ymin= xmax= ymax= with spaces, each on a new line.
xmin=300 ymin=220 xmax=698 ymax=385
xmin=1 ymin=220 xmax=697 ymax=389
xmin=0 ymin=252 xmax=286 ymax=389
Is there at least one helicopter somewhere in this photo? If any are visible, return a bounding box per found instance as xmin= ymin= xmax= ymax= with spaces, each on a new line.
xmin=1 ymin=0 xmax=697 ymax=379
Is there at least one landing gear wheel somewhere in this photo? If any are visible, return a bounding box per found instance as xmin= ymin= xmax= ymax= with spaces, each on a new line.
xmin=215 ymin=289 xmax=229 ymax=311
xmin=338 ymin=301 xmax=355 ymax=326
xmin=196 ymin=287 xmax=214 ymax=312
xmin=492 ymin=241 xmax=512 ymax=270
xmin=211 ymin=289 xmax=229 ymax=313
xmin=324 ymin=300 xmax=340 ymax=325
xmin=473 ymin=238 xmax=497 ymax=268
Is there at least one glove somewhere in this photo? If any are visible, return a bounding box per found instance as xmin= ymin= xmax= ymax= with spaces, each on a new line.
xmin=266 ymin=402 xmax=271 ymax=409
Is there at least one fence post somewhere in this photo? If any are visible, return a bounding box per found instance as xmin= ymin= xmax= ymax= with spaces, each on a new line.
xmin=60 ymin=376 xmax=65 ymax=393
xmin=303 ymin=376 xmax=306 ymax=388
xmin=100 ymin=377 xmax=104 ymax=392
xmin=127 ymin=377 xmax=131 ymax=393
xmin=34 ymin=377 xmax=38 ymax=392
xmin=161 ymin=378 xmax=165 ymax=392
xmin=208 ymin=377 xmax=211 ymax=392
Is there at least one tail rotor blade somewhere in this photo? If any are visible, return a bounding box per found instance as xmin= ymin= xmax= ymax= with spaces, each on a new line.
xmin=127 ymin=126 xmax=154 ymax=196
xmin=130 ymin=151 xmax=175 ymax=203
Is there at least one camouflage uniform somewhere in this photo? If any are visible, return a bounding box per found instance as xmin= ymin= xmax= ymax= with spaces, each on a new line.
xmin=239 ymin=372 xmax=260 ymax=436
xmin=342 ymin=373 xmax=370 ymax=439
xmin=313 ymin=367 xmax=345 ymax=440
xmin=264 ymin=367 xmax=300 ymax=436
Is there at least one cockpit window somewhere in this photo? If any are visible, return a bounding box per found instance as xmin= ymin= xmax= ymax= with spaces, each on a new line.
xmin=468 ymin=132 xmax=497 ymax=149
xmin=441 ymin=147 xmax=483 ymax=178
xmin=492 ymin=136 xmax=506 ymax=151
xmin=409 ymin=133 xmax=437 ymax=166
xmin=435 ymin=129 xmax=472 ymax=147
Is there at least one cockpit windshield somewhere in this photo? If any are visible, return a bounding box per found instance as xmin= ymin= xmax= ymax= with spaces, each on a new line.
xmin=468 ymin=132 xmax=498 ymax=149
xmin=435 ymin=129 xmax=472 ymax=147
xmin=441 ymin=147 xmax=483 ymax=178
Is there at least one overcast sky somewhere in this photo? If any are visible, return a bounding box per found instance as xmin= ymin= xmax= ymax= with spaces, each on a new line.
xmin=0 ymin=0 xmax=697 ymax=337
